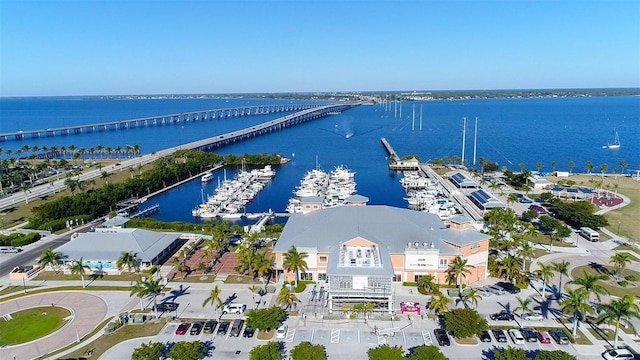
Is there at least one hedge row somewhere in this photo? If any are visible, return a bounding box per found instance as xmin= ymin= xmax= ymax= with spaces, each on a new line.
xmin=0 ymin=232 xmax=41 ymax=247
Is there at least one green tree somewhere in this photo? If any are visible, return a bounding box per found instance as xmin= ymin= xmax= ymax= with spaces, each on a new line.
xmin=249 ymin=341 xmax=283 ymax=360
xmin=534 ymin=262 xmax=555 ymax=299
xmin=551 ymin=260 xmax=570 ymax=298
xmin=282 ymin=245 xmax=308 ymax=286
xmin=494 ymin=347 xmax=528 ymax=360
xmin=443 ymin=307 xmax=488 ymax=338
xmin=610 ymin=252 xmax=633 ymax=280
xmin=131 ymin=341 xmax=164 ymax=360
xmin=416 ymin=274 xmax=439 ymax=295
xmin=70 ymin=257 xmax=89 ymax=288
xmin=407 ymin=345 xmax=447 ymax=360
xmin=290 ymin=341 xmax=327 ymax=360
xmin=276 ymin=286 xmax=299 ymax=310
xmin=367 ymin=344 xmax=404 ymax=360
xmin=568 ymin=161 xmax=575 ymax=174
xmin=116 ymin=251 xmax=136 ymax=272
xmin=513 ymin=296 xmax=533 ymax=328
xmin=535 ymin=350 xmax=577 ymax=360
xmin=560 ymin=288 xmax=593 ymax=336
xmin=462 ymin=288 xmax=482 ymax=309
xmin=570 ymin=271 xmax=609 ymax=301
xmin=167 ymin=341 xmax=208 ymax=360
xmin=129 ymin=277 xmax=165 ymax=319
xmin=202 ymin=285 xmax=224 ymax=316
xmin=446 ymin=256 xmax=475 ymax=295
xmin=428 ymin=292 xmax=452 ymax=314
xmin=497 ymin=255 xmax=520 ymax=283
xmin=597 ymin=295 xmax=640 ymax=349
xmin=38 ymin=248 xmax=63 ymax=271
xmin=245 ymin=307 xmax=287 ymax=331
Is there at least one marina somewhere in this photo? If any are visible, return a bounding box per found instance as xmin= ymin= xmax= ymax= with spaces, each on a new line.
xmin=286 ymin=165 xmax=359 ymax=213
xmin=192 ymin=165 xmax=277 ymax=220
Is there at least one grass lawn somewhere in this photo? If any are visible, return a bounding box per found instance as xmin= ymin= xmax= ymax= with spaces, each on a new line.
xmin=587 ymin=326 xmax=615 ymax=341
xmin=545 ymin=175 xmax=640 ymax=242
xmin=614 ymin=244 xmax=640 ymax=257
xmin=33 ymin=271 xmax=143 ymax=282
xmin=64 ymin=319 xmax=167 ymax=359
xmin=0 ymin=286 xmax=132 ymax=302
xmin=224 ymin=275 xmax=263 ymax=284
xmin=257 ymin=329 xmax=274 ymax=340
xmin=570 ymin=265 xmax=640 ymax=297
xmin=181 ymin=274 xmax=217 ymax=283
xmin=0 ymin=306 xmax=71 ymax=345
xmin=454 ymin=337 xmax=478 ymax=345
xmin=0 ymin=285 xmax=40 ymax=296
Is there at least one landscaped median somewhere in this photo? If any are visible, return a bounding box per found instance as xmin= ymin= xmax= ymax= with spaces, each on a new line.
xmin=0 ymin=306 xmax=72 ymax=346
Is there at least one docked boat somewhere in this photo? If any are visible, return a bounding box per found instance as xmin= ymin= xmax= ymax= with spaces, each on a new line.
xmin=287 ymin=165 xmax=358 ymax=213
xmin=201 ymin=172 xmax=214 ymax=182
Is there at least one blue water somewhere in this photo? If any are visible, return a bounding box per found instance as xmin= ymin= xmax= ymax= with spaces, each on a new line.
xmin=1 ymin=96 xmax=638 ymax=223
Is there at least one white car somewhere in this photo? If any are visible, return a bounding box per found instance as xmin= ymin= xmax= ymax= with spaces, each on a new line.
xmin=602 ymin=349 xmax=635 ymax=359
xmin=275 ymin=324 xmax=288 ymax=339
xmin=523 ymin=312 xmax=544 ymax=321
xmin=508 ymin=329 xmax=525 ymax=345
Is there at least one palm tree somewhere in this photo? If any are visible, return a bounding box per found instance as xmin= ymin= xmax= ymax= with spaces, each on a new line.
xmin=202 ymin=285 xmax=224 ymax=316
xmin=428 ymin=292 xmax=452 ymax=314
xmin=585 ymin=161 xmax=594 ymax=175
xmin=497 ymin=255 xmax=520 ymax=283
xmin=552 ymin=260 xmax=570 ymax=299
xmin=514 ymin=296 xmax=533 ymax=328
xmin=130 ymin=277 xmax=165 ymax=318
xmin=610 ymin=252 xmax=633 ymax=280
xmin=516 ymin=241 xmax=535 ymax=271
xmin=365 ymin=302 xmax=375 ymax=319
xmin=446 ymin=256 xmax=475 ymax=296
xmin=416 ymin=274 xmax=439 ymax=295
xmin=551 ymin=161 xmax=558 ymax=172
xmin=570 ymin=271 xmax=609 ymax=301
xmin=70 ymin=257 xmax=89 ymax=288
xmin=38 ymin=248 xmax=63 ymax=271
xmin=462 ymin=289 xmax=482 ymax=309
xmin=560 ymin=288 xmax=593 ymax=336
xmin=116 ymin=251 xmax=136 ymax=272
xmin=619 ymin=160 xmax=627 ymax=177
xmin=568 ymin=161 xmax=575 ymax=174
xmin=276 ymin=286 xmax=299 ymax=310
xmin=597 ymin=295 xmax=640 ymax=349
xmin=534 ymin=262 xmax=555 ymax=299
xmin=282 ymin=245 xmax=308 ymax=286
xmin=506 ymin=193 xmax=519 ymax=209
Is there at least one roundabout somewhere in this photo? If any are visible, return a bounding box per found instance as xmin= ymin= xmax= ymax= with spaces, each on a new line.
xmin=0 ymin=306 xmax=72 ymax=346
xmin=0 ymin=292 xmax=108 ymax=359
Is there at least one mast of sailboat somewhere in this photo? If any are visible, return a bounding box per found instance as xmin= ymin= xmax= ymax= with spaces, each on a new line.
xmin=399 ymin=101 xmax=402 ymax=118
xmin=461 ymin=117 xmax=467 ymax=166
xmin=419 ymin=104 xmax=423 ymax=131
xmin=473 ymin=117 xmax=478 ymax=166
xmin=412 ymin=104 xmax=415 ymax=131
xmin=394 ymin=99 xmax=397 ymax=119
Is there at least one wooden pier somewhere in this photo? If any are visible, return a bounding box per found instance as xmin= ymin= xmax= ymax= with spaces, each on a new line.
xmin=381 ymin=137 xmax=420 ymax=171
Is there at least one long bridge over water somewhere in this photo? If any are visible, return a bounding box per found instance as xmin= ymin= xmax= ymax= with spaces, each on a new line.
xmin=0 ymin=103 xmax=323 ymax=142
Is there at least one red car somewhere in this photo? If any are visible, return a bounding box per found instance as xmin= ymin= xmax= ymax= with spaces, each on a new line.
xmin=175 ymin=323 xmax=191 ymax=335
xmin=536 ymin=331 xmax=551 ymax=344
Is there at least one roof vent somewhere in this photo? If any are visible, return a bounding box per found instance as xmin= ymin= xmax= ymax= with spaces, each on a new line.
xmin=407 ymin=242 xmax=412 ymax=248
xmin=430 ymin=242 xmax=435 ymax=248
xmin=423 ymin=242 xmax=428 ymax=248
xmin=414 ymin=242 xmax=419 ymax=247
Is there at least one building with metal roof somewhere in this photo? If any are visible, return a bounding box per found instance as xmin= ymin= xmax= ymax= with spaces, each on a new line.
xmin=449 ymin=172 xmax=478 ymax=188
xmin=273 ymin=205 xmax=490 ymax=313
xmin=56 ymin=228 xmax=181 ymax=273
xmin=468 ymin=189 xmax=506 ymax=211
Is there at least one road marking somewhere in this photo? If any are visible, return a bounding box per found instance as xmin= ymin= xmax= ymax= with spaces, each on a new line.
xmin=331 ymin=329 xmax=340 ymax=343
xmin=310 ymin=328 xmax=315 ymax=342
xmin=285 ymin=329 xmax=296 ymax=343
xmin=423 ymin=331 xmax=433 ymax=345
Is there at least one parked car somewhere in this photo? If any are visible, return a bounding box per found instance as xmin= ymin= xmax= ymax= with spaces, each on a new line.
xmin=519 ymin=197 xmax=533 ymax=203
xmin=549 ymin=329 xmax=570 ymax=344
xmin=508 ymin=329 xmax=525 ymax=344
xmin=486 ymin=285 xmax=506 ymax=295
xmin=175 ymin=323 xmax=191 ymax=335
xmin=222 ymin=303 xmax=247 ymax=314
xmin=496 ymin=282 xmax=521 ymax=294
xmin=521 ymin=328 xmax=537 ymax=342
xmin=492 ymin=329 xmax=507 ymax=343
xmin=276 ymin=324 xmax=288 ymax=339
xmin=434 ymin=329 xmax=451 ymax=346
xmin=203 ymin=320 xmax=218 ymax=334
xmin=536 ymin=331 xmax=551 ymax=344
xmin=217 ymin=321 xmax=230 ymax=335
xmin=476 ymin=287 xmax=493 ymax=297
xmin=230 ymin=319 xmax=244 ymax=337
xmin=156 ymin=302 xmax=179 ymax=312
xmin=480 ymin=330 xmax=492 ymax=343
xmin=490 ymin=311 xmax=515 ymax=321
xmin=190 ymin=321 xmax=204 ymax=335
xmin=523 ymin=312 xmax=544 ymax=321
xmin=602 ymin=349 xmax=636 ymax=360
xmin=243 ymin=326 xmax=255 ymax=338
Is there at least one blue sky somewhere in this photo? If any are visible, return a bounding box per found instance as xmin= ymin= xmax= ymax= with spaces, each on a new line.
xmin=1 ymin=0 xmax=638 ymax=96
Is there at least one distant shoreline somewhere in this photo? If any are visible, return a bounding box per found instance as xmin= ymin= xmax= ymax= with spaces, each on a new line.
xmin=1 ymin=87 xmax=638 ymax=102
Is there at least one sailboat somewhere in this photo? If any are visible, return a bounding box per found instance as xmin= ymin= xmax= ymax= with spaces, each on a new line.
xmin=602 ymin=129 xmax=621 ymax=149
